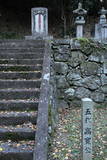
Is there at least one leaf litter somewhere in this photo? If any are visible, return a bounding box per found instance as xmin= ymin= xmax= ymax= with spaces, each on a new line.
xmin=49 ymin=107 xmax=107 ymax=160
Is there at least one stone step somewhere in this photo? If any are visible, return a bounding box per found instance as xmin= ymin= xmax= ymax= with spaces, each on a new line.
xmin=0 ymin=71 xmax=42 ymax=79
xmin=0 ymin=53 xmax=43 ymax=59
xmin=0 ymin=59 xmax=43 ymax=65
xmin=0 ymin=89 xmax=40 ymax=100
xmin=0 ymin=140 xmax=34 ymax=160
xmin=0 ymin=79 xmax=41 ymax=89
xmin=0 ymin=111 xmax=37 ymax=125
xmin=0 ymin=48 xmax=44 ymax=53
xmin=0 ymin=100 xmax=39 ymax=111
xmin=0 ymin=123 xmax=35 ymax=140
xmin=0 ymin=65 xmax=42 ymax=72
xmin=0 ymin=39 xmax=45 ymax=48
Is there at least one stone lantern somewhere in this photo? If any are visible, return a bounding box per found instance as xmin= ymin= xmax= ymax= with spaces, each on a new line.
xmin=73 ymin=3 xmax=87 ymax=38
xmin=99 ymin=7 xmax=107 ymax=24
xmin=25 ymin=7 xmax=48 ymax=39
xmin=95 ymin=7 xmax=107 ymax=41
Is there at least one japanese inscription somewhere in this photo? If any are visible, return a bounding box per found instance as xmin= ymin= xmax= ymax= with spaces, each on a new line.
xmin=82 ymin=98 xmax=94 ymax=160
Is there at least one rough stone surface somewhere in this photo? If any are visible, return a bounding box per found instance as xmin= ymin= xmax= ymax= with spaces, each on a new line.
xmin=67 ymin=73 xmax=83 ymax=86
xmin=54 ymin=52 xmax=70 ymax=62
xmin=55 ymin=62 xmax=68 ymax=75
xmin=64 ymin=88 xmax=75 ymax=100
xmin=81 ymin=62 xmax=100 ymax=76
xmin=101 ymin=85 xmax=107 ymax=93
xmin=101 ymin=74 xmax=107 ymax=85
xmin=56 ymin=76 xmax=69 ymax=89
xmin=88 ymin=54 xmax=103 ymax=63
xmin=69 ymin=51 xmax=86 ymax=67
xmin=67 ymin=73 xmax=82 ymax=81
xmin=75 ymin=87 xmax=91 ymax=99
xmin=51 ymin=39 xmax=107 ymax=106
xmin=82 ymin=76 xmax=101 ymax=90
xmin=91 ymin=91 xmax=105 ymax=103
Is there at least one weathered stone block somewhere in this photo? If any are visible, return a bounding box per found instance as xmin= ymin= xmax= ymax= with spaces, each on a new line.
xmin=54 ymin=52 xmax=70 ymax=62
xmin=101 ymin=74 xmax=107 ymax=85
xmin=56 ymin=76 xmax=69 ymax=89
xmin=88 ymin=54 xmax=104 ymax=63
xmin=67 ymin=73 xmax=82 ymax=81
xmin=81 ymin=62 xmax=100 ymax=75
xmin=53 ymin=39 xmax=70 ymax=45
xmin=82 ymin=76 xmax=101 ymax=90
xmin=55 ymin=62 xmax=68 ymax=75
xmin=64 ymin=88 xmax=75 ymax=100
xmin=75 ymin=87 xmax=91 ymax=99
xmin=59 ymin=46 xmax=70 ymax=54
xmin=91 ymin=91 xmax=105 ymax=103
xmin=69 ymin=51 xmax=86 ymax=67
xmin=67 ymin=73 xmax=83 ymax=86
xmin=101 ymin=85 xmax=107 ymax=93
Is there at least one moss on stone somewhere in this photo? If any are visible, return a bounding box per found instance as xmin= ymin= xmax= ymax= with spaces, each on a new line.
xmin=75 ymin=38 xmax=107 ymax=54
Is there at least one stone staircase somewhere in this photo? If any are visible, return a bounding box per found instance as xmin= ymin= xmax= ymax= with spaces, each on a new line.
xmin=0 ymin=40 xmax=45 ymax=160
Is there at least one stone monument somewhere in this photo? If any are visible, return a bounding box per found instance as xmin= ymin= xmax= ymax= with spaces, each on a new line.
xmin=73 ymin=3 xmax=87 ymax=38
xmin=81 ymin=98 xmax=94 ymax=160
xmin=25 ymin=7 xmax=48 ymax=39
xmin=95 ymin=7 xmax=107 ymax=42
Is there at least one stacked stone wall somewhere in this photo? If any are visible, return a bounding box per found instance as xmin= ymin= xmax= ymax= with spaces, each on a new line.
xmin=51 ymin=39 xmax=107 ymax=107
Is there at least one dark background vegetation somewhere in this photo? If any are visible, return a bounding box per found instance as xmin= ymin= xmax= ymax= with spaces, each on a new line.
xmin=0 ymin=0 xmax=107 ymax=38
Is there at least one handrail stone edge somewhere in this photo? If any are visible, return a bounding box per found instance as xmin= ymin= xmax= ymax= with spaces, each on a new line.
xmin=33 ymin=40 xmax=51 ymax=160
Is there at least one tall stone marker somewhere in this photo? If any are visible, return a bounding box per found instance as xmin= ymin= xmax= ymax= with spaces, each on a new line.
xmin=25 ymin=7 xmax=48 ymax=39
xmin=81 ymin=98 xmax=94 ymax=160
xmin=73 ymin=3 xmax=87 ymax=38
xmin=95 ymin=7 xmax=107 ymax=42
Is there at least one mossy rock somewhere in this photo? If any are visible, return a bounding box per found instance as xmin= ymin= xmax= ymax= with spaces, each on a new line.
xmin=74 ymin=38 xmax=107 ymax=55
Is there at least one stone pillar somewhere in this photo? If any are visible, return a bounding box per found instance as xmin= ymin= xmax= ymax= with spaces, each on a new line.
xmin=31 ymin=8 xmax=48 ymax=37
xmin=75 ymin=16 xmax=85 ymax=38
xmin=95 ymin=7 xmax=107 ymax=41
xmin=100 ymin=7 xmax=107 ymax=41
xmin=73 ymin=3 xmax=87 ymax=38
xmin=81 ymin=98 xmax=94 ymax=160
xmin=25 ymin=7 xmax=48 ymax=39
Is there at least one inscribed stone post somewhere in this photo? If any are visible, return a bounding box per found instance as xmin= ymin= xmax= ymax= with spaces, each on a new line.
xmin=31 ymin=8 xmax=48 ymax=37
xmin=81 ymin=98 xmax=94 ymax=160
xmin=25 ymin=7 xmax=48 ymax=39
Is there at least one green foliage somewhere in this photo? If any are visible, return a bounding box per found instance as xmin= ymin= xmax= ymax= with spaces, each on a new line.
xmin=0 ymin=32 xmax=23 ymax=39
xmin=75 ymin=38 xmax=107 ymax=54
xmin=95 ymin=104 xmax=107 ymax=109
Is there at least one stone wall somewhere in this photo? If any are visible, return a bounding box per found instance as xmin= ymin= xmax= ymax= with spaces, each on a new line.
xmin=51 ymin=39 xmax=107 ymax=107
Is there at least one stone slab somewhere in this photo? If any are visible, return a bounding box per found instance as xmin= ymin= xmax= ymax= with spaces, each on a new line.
xmin=82 ymin=98 xmax=94 ymax=160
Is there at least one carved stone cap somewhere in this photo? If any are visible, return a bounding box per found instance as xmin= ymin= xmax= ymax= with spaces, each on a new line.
xmin=31 ymin=7 xmax=48 ymax=15
xmin=99 ymin=7 xmax=107 ymax=15
xmin=73 ymin=3 xmax=87 ymax=16
xmin=99 ymin=7 xmax=107 ymax=24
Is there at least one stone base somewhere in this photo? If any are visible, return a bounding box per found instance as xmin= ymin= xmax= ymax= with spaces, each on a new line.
xmin=25 ymin=35 xmax=53 ymax=40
